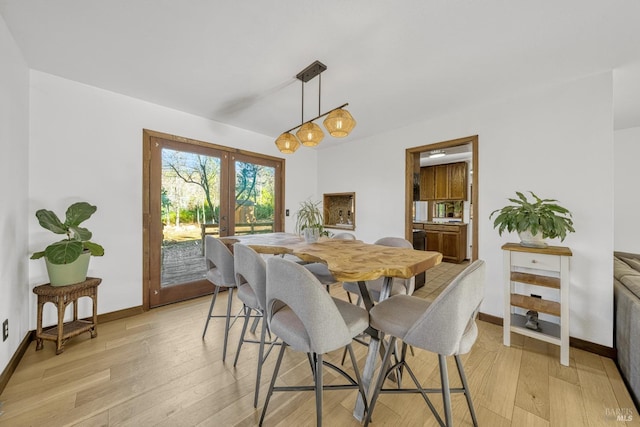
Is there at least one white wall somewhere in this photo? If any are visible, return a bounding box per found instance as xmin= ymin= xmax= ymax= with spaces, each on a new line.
xmin=0 ymin=15 xmax=29 ymax=374
xmin=28 ymin=71 xmax=317 ymax=327
xmin=614 ymin=126 xmax=640 ymax=253
xmin=318 ymin=72 xmax=614 ymax=346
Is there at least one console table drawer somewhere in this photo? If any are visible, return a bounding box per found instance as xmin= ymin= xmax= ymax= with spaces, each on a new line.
xmin=511 ymin=251 xmax=560 ymax=272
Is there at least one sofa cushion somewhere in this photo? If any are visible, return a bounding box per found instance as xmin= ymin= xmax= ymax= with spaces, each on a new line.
xmin=615 ymin=258 xmax=640 ymax=281
xmin=621 ymin=275 xmax=640 ymax=300
xmin=621 ymin=256 xmax=640 ymax=273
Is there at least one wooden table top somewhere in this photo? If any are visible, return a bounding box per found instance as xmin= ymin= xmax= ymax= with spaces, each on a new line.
xmin=220 ymin=233 xmax=442 ymax=282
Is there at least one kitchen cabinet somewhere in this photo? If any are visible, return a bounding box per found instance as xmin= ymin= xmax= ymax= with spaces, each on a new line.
xmin=423 ymin=223 xmax=467 ymax=263
xmin=502 ymin=243 xmax=572 ymax=366
xmin=419 ymin=162 xmax=468 ymax=201
xmin=419 ymin=166 xmax=435 ymax=200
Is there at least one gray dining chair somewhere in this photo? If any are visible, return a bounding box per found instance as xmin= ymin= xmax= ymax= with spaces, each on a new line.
xmin=303 ymin=231 xmax=356 ymax=293
xmin=342 ymin=236 xmax=415 ymax=304
xmin=364 ymin=260 xmax=486 ymax=427
xmin=259 ymin=256 xmax=369 ymax=427
xmin=202 ymin=235 xmax=238 ymax=362
xmin=232 ymin=243 xmax=279 ymax=408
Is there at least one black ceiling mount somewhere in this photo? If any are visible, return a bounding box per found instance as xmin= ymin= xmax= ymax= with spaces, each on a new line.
xmin=296 ymin=60 xmax=327 ymax=82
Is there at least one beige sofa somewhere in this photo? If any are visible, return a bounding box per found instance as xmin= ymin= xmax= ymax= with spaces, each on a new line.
xmin=614 ymin=251 xmax=640 ymax=407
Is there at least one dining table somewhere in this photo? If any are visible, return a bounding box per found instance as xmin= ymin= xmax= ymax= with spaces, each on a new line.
xmin=219 ymin=232 xmax=443 ymax=421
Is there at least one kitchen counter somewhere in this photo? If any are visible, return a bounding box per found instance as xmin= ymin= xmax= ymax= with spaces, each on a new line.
xmin=413 ymin=222 xmax=468 ymax=263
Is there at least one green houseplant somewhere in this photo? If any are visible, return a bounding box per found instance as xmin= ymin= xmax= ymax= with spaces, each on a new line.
xmin=31 ymin=201 xmax=105 ymax=286
xmin=490 ymin=191 xmax=575 ymax=247
xmin=294 ymin=200 xmax=329 ymax=243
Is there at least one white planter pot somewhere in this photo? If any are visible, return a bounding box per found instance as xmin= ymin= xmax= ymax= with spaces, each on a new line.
xmin=303 ymin=227 xmax=320 ymax=243
xmin=518 ymin=230 xmax=547 ymax=248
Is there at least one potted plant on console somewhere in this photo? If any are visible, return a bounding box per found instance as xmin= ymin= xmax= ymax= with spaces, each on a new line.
xmin=295 ymin=200 xmax=329 ymax=243
xmin=31 ymin=201 xmax=105 ymax=286
xmin=490 ymin=191 xmax=575 ymax=248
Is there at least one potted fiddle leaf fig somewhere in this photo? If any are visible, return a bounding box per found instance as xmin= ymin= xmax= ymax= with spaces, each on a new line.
xmin=294 ymin=199 xmax=329 ymax=243
xmin=490 ymin=191 xmax=575 ymax=248
xmin=31 ymin=201 xmax=105 ymax=286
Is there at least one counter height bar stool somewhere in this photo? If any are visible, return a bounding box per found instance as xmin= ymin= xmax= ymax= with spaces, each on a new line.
xmin=259 ymin=257 xmax=369 ymax=427
xmin=202 ymin=235 xmax=239 ymax=362
xmin=232 ymin=243 xmax=280 ymax=408
xmin=364 ymin=260 xmax=486 ymax=427
xmin=340 ymin=236 xmax=415 ymax=365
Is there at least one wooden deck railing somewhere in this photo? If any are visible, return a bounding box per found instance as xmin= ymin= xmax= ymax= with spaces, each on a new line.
xmin=200 ymin=222 xmax=274 ymax=254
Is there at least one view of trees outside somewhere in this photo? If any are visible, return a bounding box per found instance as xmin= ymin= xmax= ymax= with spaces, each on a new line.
xmin=160 ymin=149 xmax=276 ymax=286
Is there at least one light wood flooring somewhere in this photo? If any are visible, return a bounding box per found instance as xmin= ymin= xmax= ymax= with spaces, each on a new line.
xmin=0 ymin=262 xmax=638 ymax=426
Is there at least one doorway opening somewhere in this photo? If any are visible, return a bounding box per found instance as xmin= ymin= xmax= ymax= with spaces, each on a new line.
xmin=405 ymin=135 xmax=478 ymax=262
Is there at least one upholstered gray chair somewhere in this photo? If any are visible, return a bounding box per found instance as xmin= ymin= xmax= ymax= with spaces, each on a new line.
xmin=303 ymin=231 xmax=356 ymax=293
xmin=342 ymin=236 xmax=415 ymax=304
xmin=259 ymin=256 xmax=369 ymax=427
xmin=232 ymin=243 xmax=279 ymax=408
xmin=364 ymin=260 xmax=486 ymax=427
xmin=202 ymin=235 xmax=238 ymax=362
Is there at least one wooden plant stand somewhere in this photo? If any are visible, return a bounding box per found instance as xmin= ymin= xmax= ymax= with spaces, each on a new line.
xmin=33 ymin=277 xmax=101 ymax=354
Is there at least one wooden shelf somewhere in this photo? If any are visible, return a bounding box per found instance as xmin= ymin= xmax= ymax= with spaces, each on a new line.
xmin=510 ymin=313 xmax=560 ymax=344
xmin=510 ymin=294 xmax=560 ymax=316
xmin=503 ymin=244 xmax=571 ymax=366
xmin=510 ymin=271 xmax=560 ymax=289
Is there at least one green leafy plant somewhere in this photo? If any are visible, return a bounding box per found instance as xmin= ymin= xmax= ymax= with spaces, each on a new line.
xmin=490 ymin=191 xmax=575 ymax=241
xmin=30 ymin=202 xmax=105 ymax=264
xmin=294 ymin=199 xmax=329 ymax=237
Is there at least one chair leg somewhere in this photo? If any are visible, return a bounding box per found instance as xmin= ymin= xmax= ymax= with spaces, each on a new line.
xmin=222 ymin=287 xmax=234 ymax=362
xmin=438 ymin=354 xmax=453 ymax=427
xmin=259 ymin=343 xmax=287 ymax=427
xmin=253 ymin=312 xmax=268 ymax=408
xmin=315 ymin=352 xmax=324 ymax=427
xmin=455 ymin=354 xmax=478 ymax=427
xmin=202 ymin=285 xmax=220 ymax=339
xmin=364 ymin=335 xmax=396 ymax=427
xmin=347 ymin=344 xmax=368 ymax=416
xmin=233 ymin=305 xmax=251 ymax=367
xmin=250 ymin=314 xmax=260 ymax=333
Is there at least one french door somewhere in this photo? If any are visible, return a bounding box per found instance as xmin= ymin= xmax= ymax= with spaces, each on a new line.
xmin=143 ymin=130 xmax=284 ymax=308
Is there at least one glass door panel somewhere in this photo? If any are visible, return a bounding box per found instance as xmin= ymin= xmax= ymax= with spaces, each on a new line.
xmin=233 ymin=159 xmax=276 ymax=235
xmin=149 ymin=136 xmax=229 ymax=307
xmin=161 ymin=148 xmax=221 ymax=287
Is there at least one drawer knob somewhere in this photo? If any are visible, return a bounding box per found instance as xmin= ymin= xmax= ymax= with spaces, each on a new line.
xmin=531 ymin=260 xmax=537 ymax=264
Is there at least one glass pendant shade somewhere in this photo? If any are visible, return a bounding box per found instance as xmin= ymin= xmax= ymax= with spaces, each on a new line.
xmin=275 ymin=132 xmax=300 ymax=154
xmin=296 ymin=122 xmax=325 ymax=147
xmin=323 ymin=108 xmax=356 ymax=137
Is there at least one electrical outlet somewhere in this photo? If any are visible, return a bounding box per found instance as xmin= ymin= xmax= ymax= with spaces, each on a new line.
xmin=2 ymin=319 xmax=7 ymax=342
xmin=285 ymin=209 xmax=290 ymax=216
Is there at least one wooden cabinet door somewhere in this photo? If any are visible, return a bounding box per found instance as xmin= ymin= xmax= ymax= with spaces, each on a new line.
xmin=425 ymin=231 xmax=441 ymax=252
xmin=420 ymin=167 xmax=435 ymax=200
xmin=448 ymin=162 xmax=468 ymax=200
xmin=441 ymin=232 xmax=460 ymax=261
xmin=434 ymin=165 xmax=449 ymax=199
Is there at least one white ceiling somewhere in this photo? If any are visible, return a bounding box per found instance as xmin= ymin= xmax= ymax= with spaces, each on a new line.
xmin=2 ymin=1 xmax=640 ymax=148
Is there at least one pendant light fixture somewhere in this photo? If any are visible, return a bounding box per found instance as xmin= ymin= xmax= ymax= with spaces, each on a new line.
xmin=275 ymin=60 xmax=356 ymax=154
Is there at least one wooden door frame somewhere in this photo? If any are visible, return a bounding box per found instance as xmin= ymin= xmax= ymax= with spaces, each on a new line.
xmin=405 ymin=135 xmax=478 ymax=261
xmin=142 ymin=129 xmax=285 ymax=310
